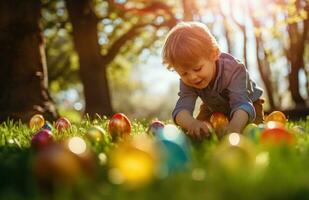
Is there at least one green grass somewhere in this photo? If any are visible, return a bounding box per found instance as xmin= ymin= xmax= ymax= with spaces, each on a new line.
xmin=0 ymin=116 xmax=309 ymax=200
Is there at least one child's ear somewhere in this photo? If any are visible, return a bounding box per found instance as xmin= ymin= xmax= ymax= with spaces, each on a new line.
xmin=210 ymin=48 xmax=220 ymax=61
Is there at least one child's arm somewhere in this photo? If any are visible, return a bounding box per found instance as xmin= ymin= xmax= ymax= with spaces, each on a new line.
xmin=226 ymin=62 xmax=257 ymax=133
xmin=227 ymin=109 xmax=249 ymax=133
xmin=176 ymin=110 xmax=210 ymax=139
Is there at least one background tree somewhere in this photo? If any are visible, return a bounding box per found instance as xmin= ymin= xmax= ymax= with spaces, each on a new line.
xmin=248 ymin=0 xmax=309 ymax=109
xmin=247 ymin=1 xmax=276 ymax=109
xmin=62 ymin=0 xmax=177 ymax=118
xmin=0 ymin=0 xmax=58 ymax=122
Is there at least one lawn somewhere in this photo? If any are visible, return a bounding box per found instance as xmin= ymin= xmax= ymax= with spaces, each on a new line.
xmin=0 ymin=114 xmax=309 ymax=200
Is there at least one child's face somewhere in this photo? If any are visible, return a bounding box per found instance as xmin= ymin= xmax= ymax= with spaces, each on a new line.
xmin=175 ymin=58 xmax=216 ymax=89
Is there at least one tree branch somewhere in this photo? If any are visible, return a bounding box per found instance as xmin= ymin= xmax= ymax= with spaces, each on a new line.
xmin=108 ymin=0 xmax=177 ymax=27
xmin=101 ymin=1 xmax=177 ymax=66
xmin=102 ymin=23 xmax=144 ymax=65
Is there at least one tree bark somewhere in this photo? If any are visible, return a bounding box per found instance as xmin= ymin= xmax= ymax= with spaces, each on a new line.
xmin=222 ymin=18 xmax=232 ymax=54
xmin=0 ymin=0 xmax=58 ymax=122
xmin=286 ymin=22 xmax=305 ymax=107
xmin=254 ymin=34 xmax=276 ymax=110
xmin=65 ymin=0 xmax=114 ymax=118
xmin=285 ymin=1 xmax=307 ymax=107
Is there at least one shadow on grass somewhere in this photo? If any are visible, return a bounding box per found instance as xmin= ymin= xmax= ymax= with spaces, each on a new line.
xmin=0 ymin=146 xmax=40 ymax=199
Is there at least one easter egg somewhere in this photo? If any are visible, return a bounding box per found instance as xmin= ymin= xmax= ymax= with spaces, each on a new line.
xmin=31 ymin=129 xmax=54 ymax=150
xmin=41 ymin=122 xmax=53 ymax=131
xmin=109 ymin=134 xmax=157 ymax=187
xmin=257 ymin=123 xmax=266 ymax=131
xmin=55 ymin=117 xmax=71 ymax=132
xmin=210 ymin=112 xmax=229 ymax=135
xmin=33 ymin=143 xmax=82 ymax=186
xmin=265 ymin=111 xmax=287 ymax=124
xmin=86 ymin=126 xmax=105 ymax=143
xmin=29 ymin=114 xmax=45 ymax=130
xmin=108 ymin=113 xmax=131 ymax=139
xmin=260 ymin=122 xmax=294 ymax=145
xmin=264 ymin=121 xmax=284 ymax=129
xmin=211 ymin=133 xmax=255 ymax=172
xmin=156 ymin=124 xmax=190 ymax=173
xmin=243 ymin=123 xmax=262 ymax=143
xmin=34 ymin=137 xmax=97 ymax=190
xmin=148 ymin=120 xmax=164 ymax=135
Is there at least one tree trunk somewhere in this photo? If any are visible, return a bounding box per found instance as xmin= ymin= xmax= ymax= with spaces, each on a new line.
xmin=285 ymin=2 xmax=306 ymax=107
xmin=65 ymin=0 xmax=113 ymax=118
xmin=242 ymin=27 xmax=248 ymax=68
xmin=288 ymin=59 xmax=305 ymax=107
xmin=217 ymin=4 xmax=232 ymax=55
xmin=0 ymin=0 xmax=58 ymax=122
xmin=222 ymin=18 xmax=232 ymax=54
xmin=286 ymin=27 xmax=306 ymax=107
xmin=254 ymin=35 xmax=276 ymax=110
xmin=247 ymin=2 xmax=277 ymax=110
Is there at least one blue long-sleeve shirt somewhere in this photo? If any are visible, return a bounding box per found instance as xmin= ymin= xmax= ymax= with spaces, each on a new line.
xmin=172 ymin=53 xmax=263 ymax=123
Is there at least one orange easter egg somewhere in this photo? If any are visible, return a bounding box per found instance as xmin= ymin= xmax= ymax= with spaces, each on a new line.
xmin=265 ymin=111 xmax=287 ymax=124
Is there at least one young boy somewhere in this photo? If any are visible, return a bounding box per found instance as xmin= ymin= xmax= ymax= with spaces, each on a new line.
xmin=162 ymin=21 xmax=264 ymax=140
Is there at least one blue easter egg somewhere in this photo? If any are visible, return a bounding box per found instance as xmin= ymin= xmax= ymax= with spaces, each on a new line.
xmin=156 ymin=124 xmax=190 ymax=173
xmin=42 ymin=122 xmax=53 ymax=131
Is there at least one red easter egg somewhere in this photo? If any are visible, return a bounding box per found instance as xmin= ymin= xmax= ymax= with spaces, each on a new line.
xmin=55 ymin=117 xmax=71 ymax=132
xmin=260 ymin=122 xmax=294 ymax=145
xmin=31 ymin=129 xmax=54 ymax=150
xmin=108 ymin=113 xmax=131 ymax=139
xmin=148 ymin=120 xmax=164 ymax=135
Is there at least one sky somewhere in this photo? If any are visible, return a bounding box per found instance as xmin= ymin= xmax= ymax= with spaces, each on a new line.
xmin=136 ymin=54 xmax=179 ymax=95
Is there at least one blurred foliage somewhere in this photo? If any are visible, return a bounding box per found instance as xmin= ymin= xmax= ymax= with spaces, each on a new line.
xmin=41 ymin=0 xmax=78 ymax=91
xmin=41 ymin=0 xmax=177 ymax=91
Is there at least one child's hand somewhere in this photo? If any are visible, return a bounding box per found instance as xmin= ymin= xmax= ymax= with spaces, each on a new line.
xmin=187 ymin=119 xmax=211 ymax=140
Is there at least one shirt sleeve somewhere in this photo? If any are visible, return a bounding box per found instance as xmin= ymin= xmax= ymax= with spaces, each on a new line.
xmin=227 ymin=63 xmax=256 ymax=122
xmin=172 ymin=80 xmax=198 ymax=124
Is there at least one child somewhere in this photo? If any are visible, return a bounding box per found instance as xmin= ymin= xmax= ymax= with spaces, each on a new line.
xmin=162 ymin=21 xmax=264 ymax=140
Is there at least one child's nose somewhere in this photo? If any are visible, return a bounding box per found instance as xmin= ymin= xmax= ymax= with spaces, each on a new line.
xmin=188 ymin=73 xmax=198 ymax=82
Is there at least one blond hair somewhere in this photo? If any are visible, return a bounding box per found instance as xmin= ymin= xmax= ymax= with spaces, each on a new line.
xmin=162 ymin=21 xmax=220 ymax=70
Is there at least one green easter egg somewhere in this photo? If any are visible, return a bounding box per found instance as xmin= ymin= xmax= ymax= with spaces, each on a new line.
xmin=243 ymin=123 xmax=262 ymax=143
